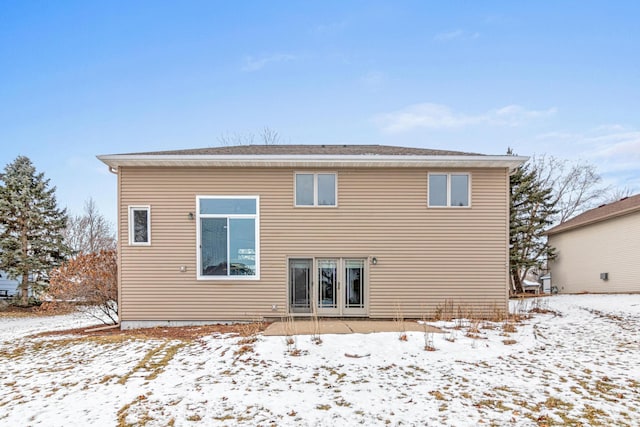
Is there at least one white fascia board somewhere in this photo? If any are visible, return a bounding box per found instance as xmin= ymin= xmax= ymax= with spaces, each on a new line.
xmin=97 ymin=154 xmax=529 ymax=171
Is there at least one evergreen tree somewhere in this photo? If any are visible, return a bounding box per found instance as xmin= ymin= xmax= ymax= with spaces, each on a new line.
xmin=0 ymin=156 xmax=70 ymax=305
xmin=508 ymin=149 xmax=557 ymax=294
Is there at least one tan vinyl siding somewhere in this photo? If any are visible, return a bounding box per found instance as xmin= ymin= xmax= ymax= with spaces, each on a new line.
xmin=548 ymin=211 xmax=640 ymax=294
xmin=118 ymin=166 xmax=510 ymax=321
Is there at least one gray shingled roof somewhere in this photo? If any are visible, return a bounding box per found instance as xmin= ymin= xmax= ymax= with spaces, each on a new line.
xmin=126 ymin=144 xmax=483 ymax=156
xmin=547 ymin=193 xmax=640 ymax=235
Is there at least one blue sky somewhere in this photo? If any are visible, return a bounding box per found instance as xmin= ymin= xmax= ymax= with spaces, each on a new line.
xmin=1 ymin=1 xmax=639 ymax=225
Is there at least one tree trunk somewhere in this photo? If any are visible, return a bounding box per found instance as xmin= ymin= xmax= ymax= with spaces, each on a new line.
xmin=20 ymin=220 xmax=29 ymax=306
xmin=20 ymin=273 xmax=29 ymax=306
xmin=511 ymin=270 xmax=524 ymax=294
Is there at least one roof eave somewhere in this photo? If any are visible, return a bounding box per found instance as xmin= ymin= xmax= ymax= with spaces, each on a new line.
xmin=97 ymin=154 xmax=528 ymax=171
xmin=546 ymin=205 xmax=640 ymax=236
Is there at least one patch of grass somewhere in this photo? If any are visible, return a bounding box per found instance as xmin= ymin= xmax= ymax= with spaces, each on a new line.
xmin=502 ymin=321 xmax=517 ymax=333
xmin=118 ymin=341 xmax=175 ymax=385
xmin=503 ymin=339 xmax=517 ymax=345
xmin=117 ymin=395 xmax=147 ymax=427
xmin=0 ymin=346 xmax=26 ymax=359
xmin=424 ymin=330 xmax=436 ymax=351
xmin=468 ymin=320 xmax=481 ymax=334
xmin=212 ymin=414 xmax=235 ymax=421
xmin=233 ymin=344 xmax=254 ymax=356
xmin=490 ymin=304 xmax=506 ymax=322
xmin=543 ymin=397 xmax=574 ymax=410
xmin=334 ymin=398 xmax=351 ymax=407
xmin=582 ymin=404 xmax=608 ymax=423
xmin=100 ymin=374 xmax=117 ymax=384
xmin=394 ymin=303 xmax=407 ymax=341
xmin=474 ymin=399 xmax=510 ymax=412
xmin=316 ymin=404 xmax=331 ymax=410
xmin=595 ymin=378 xmax=617 ymax=394
xmin=145 ymin=343 xmax=186 ymax=380
xmin=429 ymin=390 xmax=446 ymax=401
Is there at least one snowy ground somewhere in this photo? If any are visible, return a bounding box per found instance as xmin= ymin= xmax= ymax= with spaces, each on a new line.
xmin=1 ymin=295 xmax=639 ymax=426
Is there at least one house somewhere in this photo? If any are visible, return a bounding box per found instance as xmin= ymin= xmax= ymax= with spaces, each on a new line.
xmin=547 ymin=194 xmax=640 ymax=294
xmin=97 ymin=145 xmax=527 ymax=329
xmin=0 ymin=270 xmax=19 ymax=298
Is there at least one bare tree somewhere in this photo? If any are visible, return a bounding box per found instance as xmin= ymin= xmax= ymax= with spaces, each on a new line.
xmin=603 ymin=187 xmax=634 ymax=204
xmin=217 ymin=126 xmax=282 ymax=146
xmin=64 ymin=198 xmax=116 ymax=255
xmin=260 ymin=126 xmax=281 ymax=145
xmin=533 ymin=155 xmax=610 ymax=224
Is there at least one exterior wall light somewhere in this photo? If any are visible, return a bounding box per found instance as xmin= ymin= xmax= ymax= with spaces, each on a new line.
xmin=371 ymin=257 xmax=378 ymax=265
xmin=188 ymin=212 xmax=194 ymax=220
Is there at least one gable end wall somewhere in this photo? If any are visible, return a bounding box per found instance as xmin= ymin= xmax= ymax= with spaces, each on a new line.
xmin=549 ymin=211 xmax=640 ymax=293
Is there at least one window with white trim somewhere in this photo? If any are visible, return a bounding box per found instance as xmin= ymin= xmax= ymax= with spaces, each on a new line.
xmin=129 ymin=206 xmax=151 ymax=245
xmin=295 ymin=172 xmax=337 ymax=207
xmin=428 ymin=173 xmax=470 ymax=207
xmin=197 ymin=196 xmax=259 ymax=279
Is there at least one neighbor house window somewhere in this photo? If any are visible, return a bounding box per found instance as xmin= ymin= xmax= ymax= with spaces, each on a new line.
xmin=129 ymin=206 xmax=151 ymax=245
xmin=428 ymin=173 xmax=470 ymax=207
xmin=295 ymin=172 xmax=337 ymax=207
xmin=197 ymin=196 xmax=259 ymax=279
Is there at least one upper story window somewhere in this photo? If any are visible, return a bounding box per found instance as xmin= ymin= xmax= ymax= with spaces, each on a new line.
xmin=197 ymin=196 xmax=259 ymax=280
xmin=428 ymin=173 xmax=470 ymax=207
xmin=129 ymin=206 xmax=151 ymax=245
xmin=295 ymin=172 xmax=337 ymax=207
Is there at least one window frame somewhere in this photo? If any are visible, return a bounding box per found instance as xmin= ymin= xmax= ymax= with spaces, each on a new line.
xmin=294 ymin=172 xmax=338 ymax=208
xmin=427 ymin=172 xmax=471 ymax=208
xmin=196 ymin=195 xmax=260 ymax=281
xmin=128 ymin=205 xmax=151 ymax=246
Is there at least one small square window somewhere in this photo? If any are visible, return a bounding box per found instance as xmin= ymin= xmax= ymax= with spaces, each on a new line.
xmin=129 ymin=206 xmax=150 ymax=245
xmin=295 ymin=172 xmax=337 ymax=207
xmin=428 ymin=173 xmax=470 ymax=207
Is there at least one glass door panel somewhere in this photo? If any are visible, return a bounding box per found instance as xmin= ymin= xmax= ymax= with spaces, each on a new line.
xmin=317 ymin=259 xmax=338 ymax=313
xmin=200 ymin=218 xmax=228 ymax=276
xmin=345 ymin=260 xmax=364 ymax=308
xmin=289 ymin=259 xmax=312 ymax=313
xmin=344 ymin=259 xmax=366 ymax=315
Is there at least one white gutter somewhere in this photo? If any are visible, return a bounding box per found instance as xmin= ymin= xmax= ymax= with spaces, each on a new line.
xmin=97 ymin=154 xmax=528 ymax=171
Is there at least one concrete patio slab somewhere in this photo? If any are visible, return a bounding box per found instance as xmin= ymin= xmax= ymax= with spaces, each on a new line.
xmin=263 ymin=320 xmax=442 ymax=336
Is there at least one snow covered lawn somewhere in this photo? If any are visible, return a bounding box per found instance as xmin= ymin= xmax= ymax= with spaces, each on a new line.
xmin=1 ymin=295 xmax=639 ymax=426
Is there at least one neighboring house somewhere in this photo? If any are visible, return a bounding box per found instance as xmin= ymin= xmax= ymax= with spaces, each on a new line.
xmin=547 ymin=194 xmax=640 ymax=294
xmin=98 ymin=145 xmax=527 ymax=329
xmin=0 ymin=270 xmax=19 ymax=298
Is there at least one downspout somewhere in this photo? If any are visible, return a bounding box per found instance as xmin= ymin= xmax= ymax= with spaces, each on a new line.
xmin=107 ymin=165 xmax=122 ymax=328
